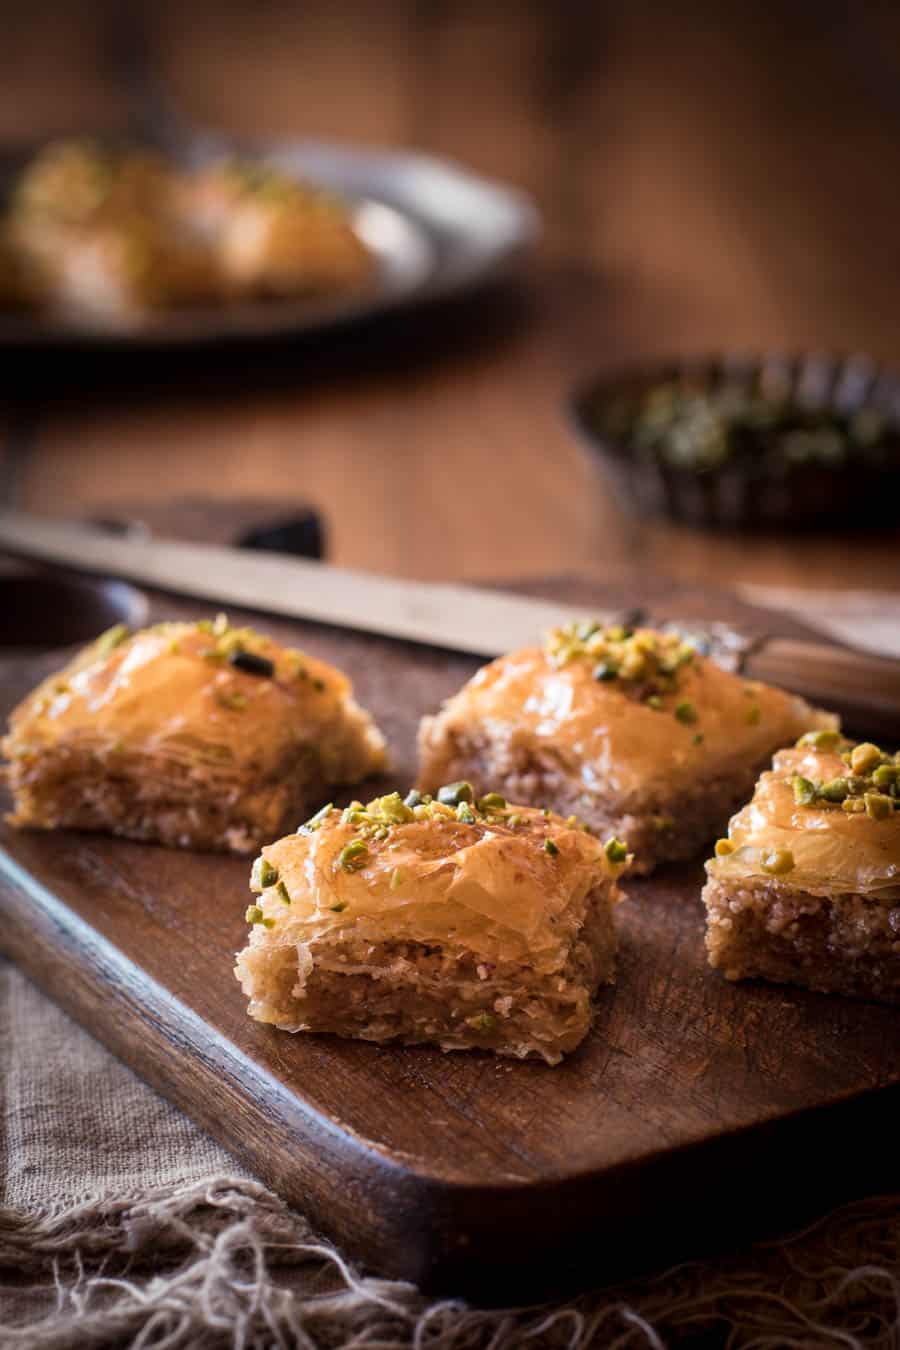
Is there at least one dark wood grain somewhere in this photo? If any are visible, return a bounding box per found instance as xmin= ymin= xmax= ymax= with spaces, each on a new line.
xmin=2 ymin=569 xmax=899 ymax=1297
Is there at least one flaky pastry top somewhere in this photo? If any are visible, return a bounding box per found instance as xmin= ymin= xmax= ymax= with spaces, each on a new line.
xmin=708 ymin=738 xmax=900 ymax=900
xmin=3 ymin=617 xmax=385 ymax=778
xmin=242 ymin=792 xmax=629 ymax=973
xmin=431 ymin=624 xmax=834 ymax=801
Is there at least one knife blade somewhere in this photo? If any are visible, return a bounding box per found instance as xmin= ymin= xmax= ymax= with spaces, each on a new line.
xmin=0 ymin=511 xmax=610 ymax=656
xmin=1 ymin=510 xmax=899 ymax=741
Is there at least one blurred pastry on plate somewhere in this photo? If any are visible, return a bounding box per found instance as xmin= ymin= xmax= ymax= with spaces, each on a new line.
xmin=1 ymin=615 xmax=386 ymax=853
xmin=1 ymin=139 xmax=373 ymax=325
xmin=178 ymin=160 xmax=374 ymax=298
xmin=235 ymin=787 xmax=629 ymax=1063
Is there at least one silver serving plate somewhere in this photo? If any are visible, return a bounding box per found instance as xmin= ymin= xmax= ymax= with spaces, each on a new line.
xmin=0 ymin=138 xmax=539 ymax=347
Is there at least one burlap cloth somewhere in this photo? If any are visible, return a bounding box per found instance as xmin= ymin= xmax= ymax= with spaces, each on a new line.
xmin=3 ymin=592 xmax=900 ymax=1348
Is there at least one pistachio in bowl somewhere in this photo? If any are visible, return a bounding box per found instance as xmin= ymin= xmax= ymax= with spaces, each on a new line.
xmin=571 ymin=353 xmax=900 ymax=529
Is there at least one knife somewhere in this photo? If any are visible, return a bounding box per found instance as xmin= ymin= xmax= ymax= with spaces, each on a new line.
xmin=1 ymin=510 xmax=899 ymax=741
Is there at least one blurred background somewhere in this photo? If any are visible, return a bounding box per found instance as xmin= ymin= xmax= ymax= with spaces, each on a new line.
xmin=2 ymin=0 xmax=899 ymax=593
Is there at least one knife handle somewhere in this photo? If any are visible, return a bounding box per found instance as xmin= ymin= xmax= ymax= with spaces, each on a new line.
xmin=744 ymin=638 xmax=900 ymax=744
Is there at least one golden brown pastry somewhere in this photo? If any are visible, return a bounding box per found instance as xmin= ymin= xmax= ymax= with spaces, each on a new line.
xmin=704 ymin=732 xmax=900 ymax=1004
xmin=2 ymin=616 xmax=386 ymax=853
xmin=176 ymin=161 xmax=373 ymax=298
xmin=235 ymin=786 xmax=629 ymax=1063
xmin=7 ymin=140 xmax=221 ymax=323
xmin=1 ymin=141 xmax=372 ymax=323
xmin=418 ymin=622 xmax=836 ymax=873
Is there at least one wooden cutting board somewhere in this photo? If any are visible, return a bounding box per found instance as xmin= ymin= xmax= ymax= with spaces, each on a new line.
xmin=2 ymin=566 xmax=899 ymax=1300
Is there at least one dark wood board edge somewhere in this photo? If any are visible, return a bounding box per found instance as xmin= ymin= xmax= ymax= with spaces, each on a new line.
xmin=5 ymin=839 xmax=900 ymax=1299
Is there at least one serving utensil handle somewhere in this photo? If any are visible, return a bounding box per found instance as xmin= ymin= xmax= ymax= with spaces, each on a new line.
xmin=745 ymin=638 xmax=900 ymax=744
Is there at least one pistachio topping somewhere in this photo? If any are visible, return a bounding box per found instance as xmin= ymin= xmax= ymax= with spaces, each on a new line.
xmin=465 ymin=1012 xmax=497 ymax=1033
xmin=865 ymin=792 xmax=893 ymax=820
xmin=228 ymin=649 xmax=275 ymax=678
xmin=329 ymin=901 xmax=349 ymax=913
xmin=760 ymin=847 xmax=795 ymax=876
xmin=851 ymin=742 xmax=883 ymax=776
xmin=788 ymin=738 xmax=899 ymax=817
xmin=547 ymin=623 xmax=695 ymax=690
xmin=216 ymin=689 xmax=247 ymax=711
xmin=543 ymin=838 xmax=560 ymax=856
xmin=245 ymin=904 xmax=274 ymax=928
xmin=94 ymin=623 xmax=130 ymax=656
xmin=797 ymin=729 xmax=842 ymax=751
xmin=437 ymin=781 xmax=475 ymax=806
xmin=275 ymin=880 xmax=291 ymax=905
xmin=338 ymin=839 xmax=369 ymax=872
xmin=297 ymin=802 xmax=335 ymax=835
xmin=250 ymin=855 xmax=279 ymax=890
xmin=674 ymin=700 xmax=698 ymax=725
xmin=604 ymin=837 xmax=629 ymax=864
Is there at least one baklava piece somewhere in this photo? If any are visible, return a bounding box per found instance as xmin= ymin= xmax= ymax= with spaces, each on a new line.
xmin=2 ymin=616 xmax=386 ymax=853
xmin=418 ymin=622 xmax=836 ymax=874
xmin=8 ymin=140 xmax=221 ymax=323
xmin=178 ymin=161 xmax=373 ymax=299
xmin=235 ymin=787 xmax=629 ymax=1063
xmin=704 ymin=732 xmax=900 ymax=1004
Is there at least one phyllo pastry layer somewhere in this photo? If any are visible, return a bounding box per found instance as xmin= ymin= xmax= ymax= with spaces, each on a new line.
xmin=703 ymin=732 xmax=900 ymax=1004
xmin=2 ymin=616 xmax=386 ymax=854
xmin=418 ymin=622 xmax=836 ymax=874
xmin=234 ymin=787 xmax=630 ymax=1064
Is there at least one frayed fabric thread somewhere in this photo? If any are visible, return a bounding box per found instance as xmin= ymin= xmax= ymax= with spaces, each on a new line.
xmin=1 ymin=1176 xmax=899 ymax=1349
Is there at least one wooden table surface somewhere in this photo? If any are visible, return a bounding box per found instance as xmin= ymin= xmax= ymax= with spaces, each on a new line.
xmin=1 ymin=0 xmax=899 ymax=593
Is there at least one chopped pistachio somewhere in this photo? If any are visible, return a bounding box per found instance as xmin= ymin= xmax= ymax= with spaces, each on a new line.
xmin=543 ymin=838 xmax=560 ymax=856
xmin=298 ymin=802 xmax=334 ymax=834
xmin=820 ymin=777 xmax=850 ymax=802
xmin=746 ymin=704 xmax=761 ymax=726
xmin=465 ymin=1012 xmax=497 ymax=1033
xmin=792 ymin=776 xmax=817 ymax=806
xmin=646 ymin=694 xmax=663 ymax=710
xmin=842 ymin=797 xmax=866 ymax=813
xmin=714 ymin=838 xmax=734 ymax=856
xmin=604 ymin=837 xmax=628 ymax=864
xmin=245 ymin=904 xmax=273 ymax=928
xmin=456 ymin=802 xmax=477 ymax=824
xmin=229 ymin=648 xmax=275 ymax=678
xmin=390 ymin=867 xmax=405 ymax=891
xmin=760 ymin=847 xmax=794 ymax=875
xmin=692 ymin=732 xmax=705 ymax=746
xmin=250 ymin=856 xmax=279 ymax=890
xmin=478 ymin=792 xmax=507 ymax=810
xmin=674 ymin=700 xmax=698 ymax=725
xmin=797 ymin=729 xmax=841 ymax=751
xmin=95 ymin=623 xmax=129 ymax=656
xmin=437 ymin=781 xmax=475 ymax=806
xmin=865 ymin=792 xmax=893 ymax=820
xmin=312 ymin=677 xmax=326 ymax=692
xmin=338 ymin=840 xmax=369 ymax=871
xmin=404 ymin=789 xmax=427 ymax=808
xmin=851 ymin=742 xmax=883 ymax=776
xmin=276 ymin=880 xmax=291 ymax=905
xmin=329 ymin=900 xmax=348 ymax=913
xmin=216 ymin=689 xmax=247 ymax=711
xmin=507 ymin=813 xmax=521 ymax=828
xmin=873 ymin=764 xmax=898 ymax=789
xmin=592 ymin=661 xmax=618 ymax=682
